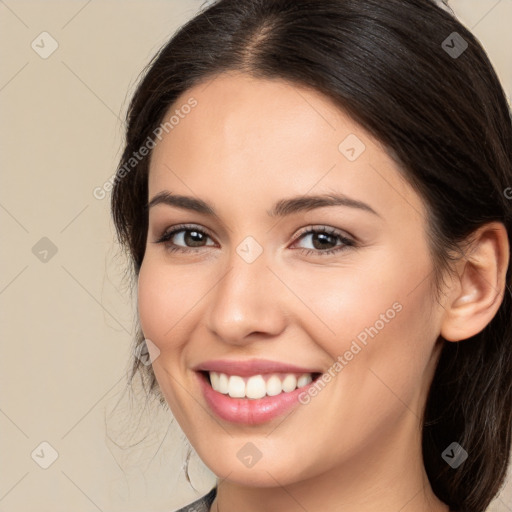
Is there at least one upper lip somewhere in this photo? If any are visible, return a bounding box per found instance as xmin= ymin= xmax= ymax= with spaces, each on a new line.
xmin=193 ymin=358 xmax=321 ymax=377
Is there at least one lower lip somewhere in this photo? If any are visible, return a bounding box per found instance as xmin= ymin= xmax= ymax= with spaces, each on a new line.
xmin=197 ymin=372 xmax=315 ymax=425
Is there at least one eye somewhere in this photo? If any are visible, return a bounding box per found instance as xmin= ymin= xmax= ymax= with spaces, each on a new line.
xmin=291 ymin=226 xmax=356 ymax=257
xmin=153 ymin=224 xmax=216 ymax=253
xmin=153 ymin=224 xmax=356 ymax=257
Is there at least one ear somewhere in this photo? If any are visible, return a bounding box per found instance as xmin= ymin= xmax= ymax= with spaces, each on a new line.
xmin=440 ymin=221 xmax=510 ymax=342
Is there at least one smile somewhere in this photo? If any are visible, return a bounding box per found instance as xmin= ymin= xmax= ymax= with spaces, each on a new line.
xmin=208 ymin=371 xmax=315 ymax=399
xmin=194 ymin=359 xmax=322 ymax=425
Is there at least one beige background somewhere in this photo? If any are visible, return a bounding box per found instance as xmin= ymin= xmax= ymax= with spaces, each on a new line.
xmin=0 ymin=1 xmax=511 ymax=510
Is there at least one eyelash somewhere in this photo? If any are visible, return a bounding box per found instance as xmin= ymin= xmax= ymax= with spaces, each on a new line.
xmin=153 ymin=223 xmax=356 ymax=257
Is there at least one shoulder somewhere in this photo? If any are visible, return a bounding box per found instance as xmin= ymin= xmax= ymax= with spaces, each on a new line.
xmin=173 ymin=487 xmax=217 ymax=512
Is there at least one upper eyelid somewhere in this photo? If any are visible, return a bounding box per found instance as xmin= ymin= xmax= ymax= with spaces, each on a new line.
xmin=161 ymin=223 xmax=215 ymax=240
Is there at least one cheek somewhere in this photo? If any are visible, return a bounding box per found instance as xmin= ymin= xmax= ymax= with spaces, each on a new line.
xmin=283 ymin=249 xmax=437 ymax=403
xmin=136 ymin=258 xmax=203 ymax=424
xmin=278 ymin=255 xmax=415 ymax=356
xmin=137 ymin=258 xmax=200 ymax=352
xmin=278 ymin=264 xmax=437 ymax=464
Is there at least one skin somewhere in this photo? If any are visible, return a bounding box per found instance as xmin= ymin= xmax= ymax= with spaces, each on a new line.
xmin=137 ymin=71 xmax=509 ymax=512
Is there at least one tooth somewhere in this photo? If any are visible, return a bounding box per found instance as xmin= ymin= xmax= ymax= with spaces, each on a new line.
xmin=266 ymin=375 xmax=283 ymax=396
xmin=297 ymin=374 xmax=312 ymax=388
xmin=246 ymin=375 xmax=266 ymax=399
xmin=282 ymin=374 xmax=297 ymax=392
xmin=210 ymin=371 xmax=314 ymax=397
xmin=218 ymin=373 xmax=229 ymax=394
xmin=210 ymin=371 xmax=220 ymax=391
xmin=228 ymin=375 xmax=246 ymax=398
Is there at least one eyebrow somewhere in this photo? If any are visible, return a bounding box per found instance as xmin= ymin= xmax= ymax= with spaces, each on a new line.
xmin=146 ymin=191 xmax=381 ymax=218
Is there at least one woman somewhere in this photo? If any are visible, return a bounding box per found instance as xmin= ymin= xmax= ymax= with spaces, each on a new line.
xmin=111 ymin=0 xmax=512 ymax=511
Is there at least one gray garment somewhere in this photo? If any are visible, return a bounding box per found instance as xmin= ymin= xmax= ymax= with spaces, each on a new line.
xmin=174 ymin=487 xmax=217 ymax=512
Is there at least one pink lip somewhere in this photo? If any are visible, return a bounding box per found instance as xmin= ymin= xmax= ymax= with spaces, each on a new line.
xmin=197 ymin=373 xmax=317 ymax=425
xmin=193 ymin=358 xmax=320 ymax=377
xmin=194 ymin=359 xmax=321 ymax=425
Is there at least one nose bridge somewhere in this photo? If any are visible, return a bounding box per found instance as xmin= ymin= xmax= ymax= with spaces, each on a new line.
xmin=206 ymin=239 xmax=286 ymax=343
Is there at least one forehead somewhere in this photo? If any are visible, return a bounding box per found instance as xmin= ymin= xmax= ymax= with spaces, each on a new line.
xmin=147 ymin=71 xmax=424 ymax=221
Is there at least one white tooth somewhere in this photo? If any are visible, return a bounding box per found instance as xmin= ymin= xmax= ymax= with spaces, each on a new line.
xmin=246 ymin=375 xmax=266 ymax=399
xmin=297 ymin=374 xmax=312 ymax=388
xmin=228 ymin=375 xmax=246 ymax=398
xmin=266 ymin=375 xmax=283 ymax=396
xmin=210 ymin=371 xmax=220 ymax=391
xmin=218 ymin=373 xmax=229 ymax=394
xmin=282 ymin=374 xmax=297 ymax=392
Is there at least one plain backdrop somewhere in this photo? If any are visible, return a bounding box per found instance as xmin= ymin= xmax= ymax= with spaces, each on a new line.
xmin=1 ymin=1 xmax=511 ymax=510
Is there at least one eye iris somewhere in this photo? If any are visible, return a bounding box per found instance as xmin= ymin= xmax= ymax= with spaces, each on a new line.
xmin=185 ymin=230 xmax=206 ymax=247
xmin=312 ymin=232 xmax=337 ymax=250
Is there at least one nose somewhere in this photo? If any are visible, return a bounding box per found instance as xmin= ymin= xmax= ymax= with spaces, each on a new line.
xmin=205 ymin=247 xmax=287 ymax=346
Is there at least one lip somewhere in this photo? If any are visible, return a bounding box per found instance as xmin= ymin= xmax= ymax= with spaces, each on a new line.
xmin=193 ymin=358 xmax=321 ymax=377
xmin=194 ymin=359 xmax=321 ymax=425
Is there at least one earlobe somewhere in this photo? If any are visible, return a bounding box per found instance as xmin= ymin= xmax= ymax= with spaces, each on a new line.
xmin=440 ymin=222 xmax=510 ymax=343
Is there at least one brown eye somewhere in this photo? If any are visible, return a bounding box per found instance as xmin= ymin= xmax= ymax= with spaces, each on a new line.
xmin=292 ymin=227 xmax=356 ymax=257
xmin=154 ymin=225 xmax=216 ymax=253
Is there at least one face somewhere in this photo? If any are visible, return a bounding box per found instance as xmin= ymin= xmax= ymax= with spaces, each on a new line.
xmin=138 ymin=71 xmax=445 ymax=486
